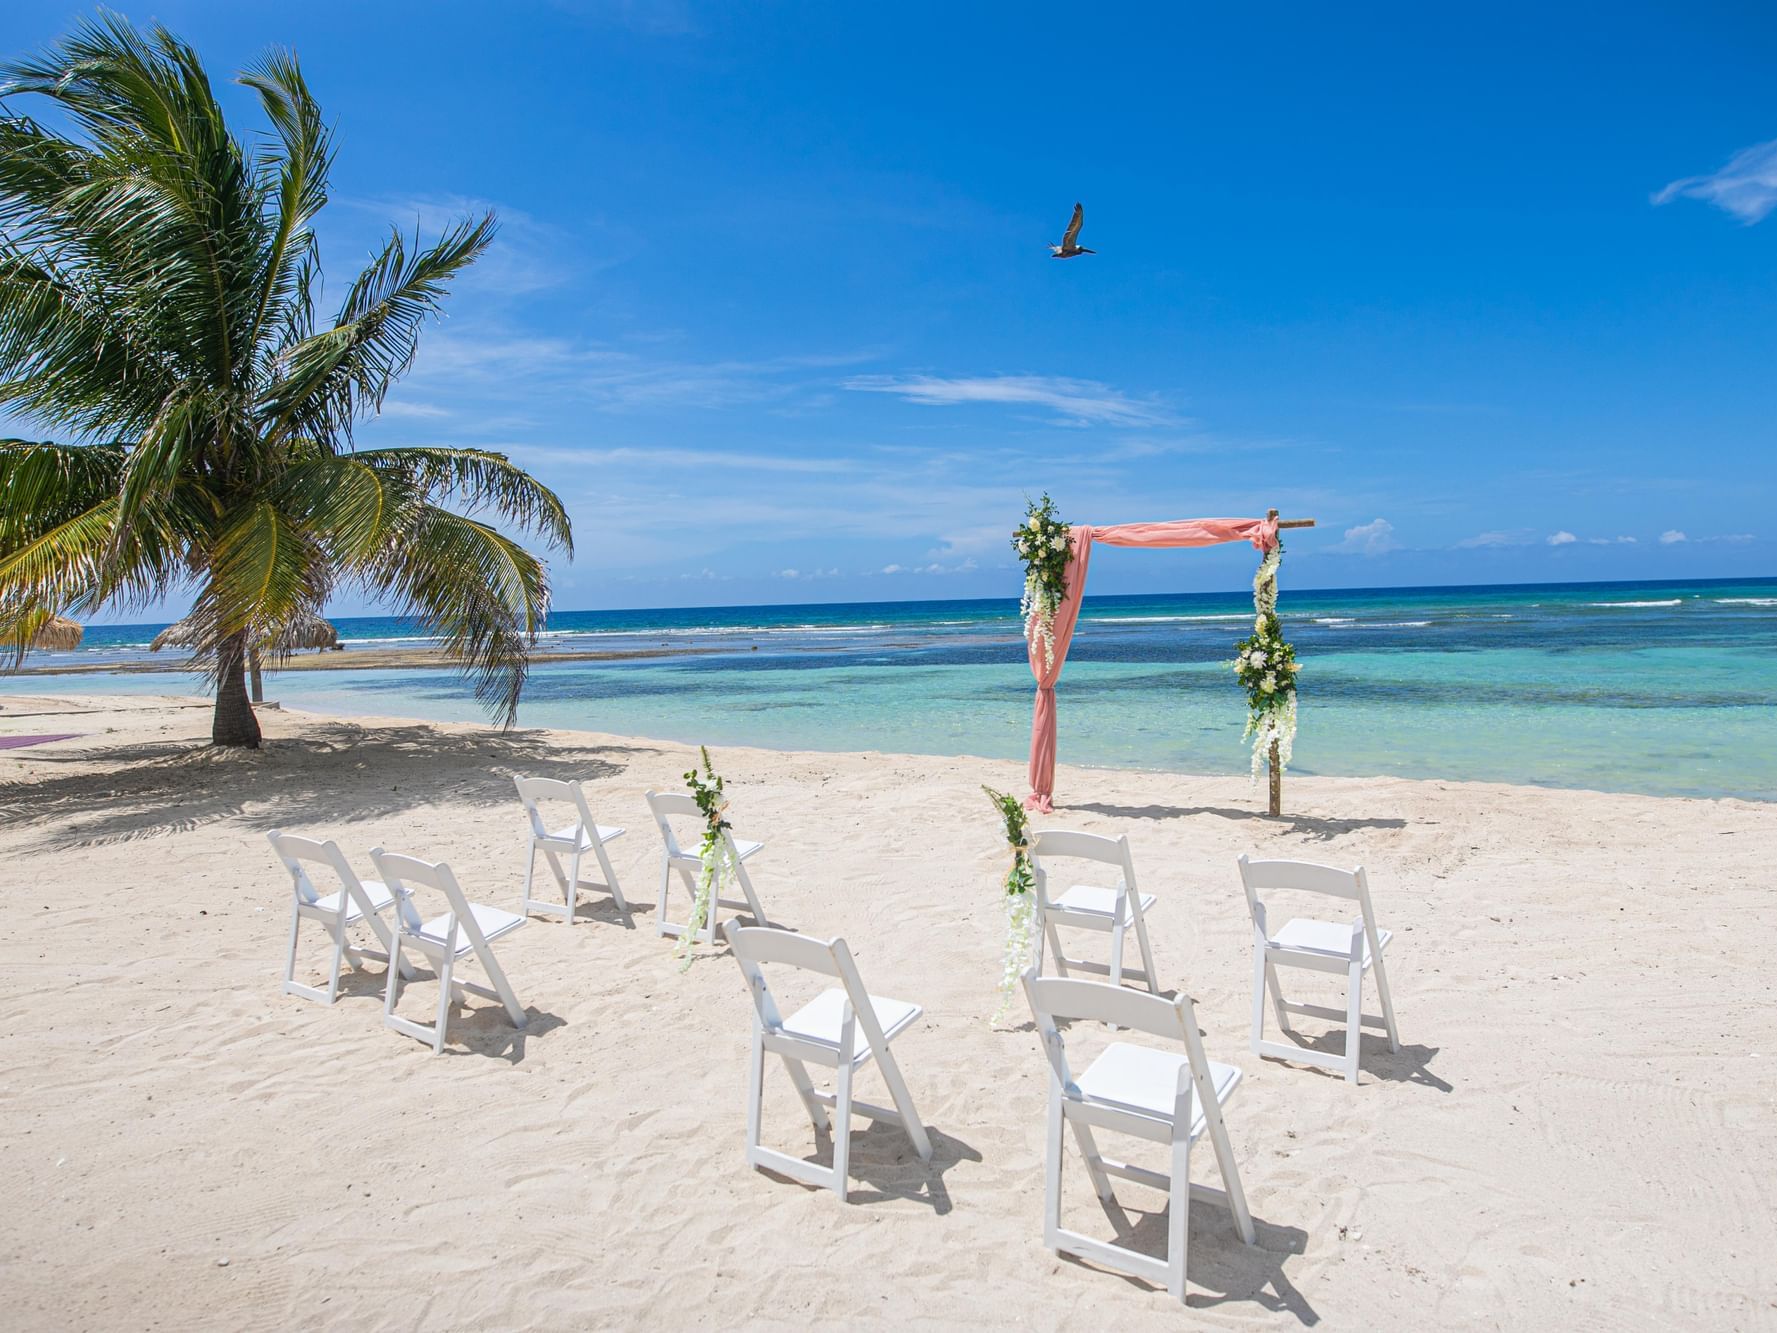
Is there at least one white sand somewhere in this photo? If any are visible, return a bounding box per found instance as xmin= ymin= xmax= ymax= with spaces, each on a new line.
xmin=2 ymin=693 xmax=1774 ymax=1330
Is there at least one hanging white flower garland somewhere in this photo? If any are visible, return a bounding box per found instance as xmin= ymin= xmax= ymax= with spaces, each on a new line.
xmin=983 ymin=786 xmax=1037 ymax=1022
xmin=676 ymin=745 xmax=734 ymax=969
xmin=1231 ymin=543 xmax=1301 ymax=787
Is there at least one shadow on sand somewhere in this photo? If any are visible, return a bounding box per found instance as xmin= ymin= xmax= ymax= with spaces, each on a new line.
xmin=0 ymin=720 xmax=663 ymax=851
xmin=1066 ymin=802 xmax=1408 ymax=843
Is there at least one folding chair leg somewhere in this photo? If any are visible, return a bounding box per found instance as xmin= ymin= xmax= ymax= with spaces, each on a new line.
xmin=521 ymin=840 xmax=538 ymax=915
xmin=1167 ymin=1133 xmax=1191 ymax=1303
xmin=1067 ymin=1117 xmax=1117 ymax=1204
xmin=591 ymin=838 xmax=632 ymax=924
xmin=1108 ymin=918 xmax=1126 ymax=990
xmin=383 ymin=937 xmax=405 ymax=1025
xmin=1265 ymin=959 xmax=1291 ymax=1032
xmin=734 ymin=857 xmax=769 ymax=930
xmin=831 ymin=1058 xmax=855 ymax=1200
xmin=1132 ymin=911 xmax=1159 ymax=995
xmin=1044 ymin=1084 xmax=1066 ymax=1252
xmin=875 ymin=1048 xmax=933 ymax=1162
xmin=1200 ymin=1095 xmax=1257 ymax=1245
xmin=282 ymin=903 xmax=304 ymax=996
xmin=1044 ymin=917 xmax=1069 ymax=978
xmin=432 ymin=951 xmax=455 ymax=1055
xmin=363 ymin=908 xmax=415 ymax=981
xmin=745 ymin=1028 xmax=766 ymax=1158
xmin=1372 ymin=952 xmax=1402 ymax=1053
xmin=566 ymin=847 xmax=581 ymax=924
xmin=326 ymin=909 xmax=348 ymax=1004
xmin=1345 ymin=960 xmax=1364 ymax=1084
xmin=781 ymin=1054 xmax=830 ymax=1134
xmin=1250 ymin=943 xmax=1268 ymax=1053
xmin=476 ymin=945 xmax=527 ymax=1029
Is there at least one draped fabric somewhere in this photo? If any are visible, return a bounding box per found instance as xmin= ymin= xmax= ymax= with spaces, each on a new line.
xmin=1024 ymin=516 xmax=1280 ymax=812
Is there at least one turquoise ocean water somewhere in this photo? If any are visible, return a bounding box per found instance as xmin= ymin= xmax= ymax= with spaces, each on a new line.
xmin=6 ymin=576 xmax=1775 ymax=800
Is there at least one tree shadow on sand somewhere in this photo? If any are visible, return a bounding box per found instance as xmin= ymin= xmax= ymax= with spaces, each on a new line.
xmin=1066 ymin=802 xmax=1407 ymax=843
xmin=1 ymin=720 xmax=664 ymax=852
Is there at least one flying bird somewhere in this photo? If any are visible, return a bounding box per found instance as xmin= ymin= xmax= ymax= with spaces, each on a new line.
xmin=1049 ymin=202 xmax=1095 ymax=258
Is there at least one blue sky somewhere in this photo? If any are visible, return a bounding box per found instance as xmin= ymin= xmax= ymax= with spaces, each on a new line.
xmin=4 ymin=1 xmax=1775 ymax=615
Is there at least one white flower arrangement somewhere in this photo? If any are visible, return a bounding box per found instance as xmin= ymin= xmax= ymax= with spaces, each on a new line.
xmin=1231 ymin=543 xmax=1300 ymax=789
xmin=676 ymin=745 xmax=733 ymax=970
xmin=983 ymin=786 xmax=1038 ymax=1022
xmin=1012 ymin=494 xmax=1072 ymax=671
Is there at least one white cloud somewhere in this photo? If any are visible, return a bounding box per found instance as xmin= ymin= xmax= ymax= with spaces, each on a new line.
xmin=1659 ymin=530 xmax=1688 ymax=545
xmin=1453 ymin=530 xmax=1529 ymax=549
xmin=880 ymin=564 xmax=903 ymax=575
xmin=844 ymin=374 xmax=1175 ymax=427
xmin=1329 ymin=518 xmax=1400 ymax=556
xmin=1654 ymin=139 xmax=1777 ymax=224
xmin=1547 ymin=530 xmax=1578 ymax=546
xmin=1585 ymin=536 xmax=1638 ymax=545
xmin=777 ymin=567 xmax=840 ymax=580
xmin=376 ymin=401 xmax=450 ymax=420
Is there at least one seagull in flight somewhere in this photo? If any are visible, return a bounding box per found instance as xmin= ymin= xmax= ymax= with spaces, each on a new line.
xmin=1049 ymin=202 xmax=1095 ymax=258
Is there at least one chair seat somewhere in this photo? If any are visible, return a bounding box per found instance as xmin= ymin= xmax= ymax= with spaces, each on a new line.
xmin=781 ymin=987 xmax=921 ymax=1063
xmin=1053 ymin=884 xmax=1156 ymax=919
xmin=414 ymin=903 xmax=526 ymax=957
xmin=311 ymin=878 xmax=396 ymax=924
xmin=545 ymin=822 xmax=625 ymax=850
xmin=1270 ymin=917 xmax=1390 ymax=964
xmin=1076 ymin=1042 xmax=1241 ymax=1134
xmin=672 ymin=836 xmax=763 ymax=864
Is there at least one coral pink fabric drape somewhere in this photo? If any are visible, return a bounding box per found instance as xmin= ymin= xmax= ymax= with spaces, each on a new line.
xmin=1025 ymin=516 xmax=1280 ymax=812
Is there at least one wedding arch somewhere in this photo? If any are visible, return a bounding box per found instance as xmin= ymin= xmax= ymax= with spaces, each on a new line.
xmin=1017 ymin=506 xmax=1315 ymax=816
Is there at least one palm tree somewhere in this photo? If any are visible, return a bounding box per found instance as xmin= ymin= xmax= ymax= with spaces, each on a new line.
xmin=0 ymin=16 xmax=572 ymax=746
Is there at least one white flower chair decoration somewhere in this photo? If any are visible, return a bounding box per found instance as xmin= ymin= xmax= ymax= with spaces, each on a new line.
xmin=644 ymin=788 xmax=771 ymax=943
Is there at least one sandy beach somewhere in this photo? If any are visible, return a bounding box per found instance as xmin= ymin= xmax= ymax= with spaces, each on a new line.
xmin=2 ymin=693 xmax=1774 ymax=1330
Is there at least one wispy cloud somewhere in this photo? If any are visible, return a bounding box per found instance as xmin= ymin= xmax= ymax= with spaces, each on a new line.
xmin=844 ymin=374 xmax=1176 ymax=427
xmin=1453 ymin=529 xmax=1532 ymax=549
xmin=1659 ymin=529 xmax=1687 ymax=545
xmin=1585 ymin=535 xmax=1638 ymax=546
xmin=1654 ymin=139 xmax=1777 ymax=224
xmin=1328 ymin=518 xmax=1399 ymax=556
xmin=1547 ymin=530 xmax=1578 ymax=546
xmin=376 ymin=400 xmax=450 ymax=421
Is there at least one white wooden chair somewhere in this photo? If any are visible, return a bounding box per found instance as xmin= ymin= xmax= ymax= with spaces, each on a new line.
xmin=1029 ymin=830 xmax=1158 ymax=993
xmin=724 ymin=922 xmax=932 ymax=1200
xmin=645 ymin=789 xmax=771 ymax=943
xmin=1021 ymin=971 xmax=1256 ymax=1304
xmin=267 ymin=830 xmax=408 ymax=1004
xmin=514 ymin=776 xmax=630 ymax=926
xmin=1238 ymin=854 xmax=1401 ymax=1085
xmin=370 ymin=848 xmax=528 ymax=1055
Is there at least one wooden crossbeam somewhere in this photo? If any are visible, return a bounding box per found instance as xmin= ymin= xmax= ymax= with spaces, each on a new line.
xmin=1267 ymin=507 xmax=1316 ymax=530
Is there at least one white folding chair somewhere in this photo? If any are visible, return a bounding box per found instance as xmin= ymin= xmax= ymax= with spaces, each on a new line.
xmin=267 ymin=829 xmax=409 ymax=1004
xmin=1021 ymin=971 xmax=1256 ymax=1304
xmin=1238 ymin=854 xmax=1401 ymax=1085
xmin=724 ymin=923 xmax=932 ymax=1200
xmin=370 ymin=848 xmax=528 ymax=1055
xmin=514 ymin=775 xmax=630 ymax=926
xmin=645 ymin=789 xmax=771 ymax=943
xmin=1029 ymin=829 xmax=1158 ymax=993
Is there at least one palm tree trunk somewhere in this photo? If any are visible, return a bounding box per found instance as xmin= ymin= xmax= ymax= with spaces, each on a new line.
xmin=213 ymin=631 xmax=262 ymax=748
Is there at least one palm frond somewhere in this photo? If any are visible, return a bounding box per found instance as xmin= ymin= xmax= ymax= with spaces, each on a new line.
xmin=258 ymin=213 xmax=494 ymax=445
xmin=359 ymin=504 xmax=549 ymax=725
xmin=355 ymin=446 xmax=574 ymax=554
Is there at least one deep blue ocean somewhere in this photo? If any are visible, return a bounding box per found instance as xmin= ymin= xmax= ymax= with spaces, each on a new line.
xmin=8 ymin=576 xmax=1775 ymax=800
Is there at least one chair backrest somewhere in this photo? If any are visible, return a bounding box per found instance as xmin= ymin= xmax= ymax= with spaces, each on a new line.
xmin=514 ymin=775 xmax=595 ymax=841
xmin=723 ymin=923 xmax=883 ymax=1052
xmin=645 ymin=789 xmax=702 ymax=858
xmin=1237 ymin=854 xmax=1379 ymax=943
xmin=267 ymin=829 xmax=372 ymax=914
xmin=1029 ymin=828 xmax=1138 ymax=913
xmin=1021 ymin=971 xmax=1215 ymax=1120
xmin=369 ymin=847 xmax=483 ymax=947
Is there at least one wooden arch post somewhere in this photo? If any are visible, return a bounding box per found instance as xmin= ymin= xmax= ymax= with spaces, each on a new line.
xmin=1265 ymin=508 xmax=1316 ymax=816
